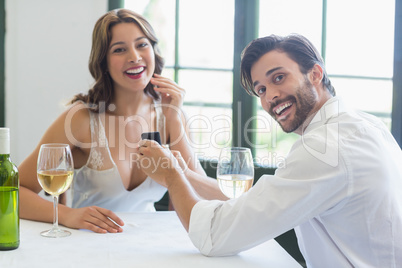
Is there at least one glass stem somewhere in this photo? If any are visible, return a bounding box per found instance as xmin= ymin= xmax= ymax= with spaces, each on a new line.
xmin=233 ymin=181 xmax=236 ymax=198
xmin=53 ymin=195 xmax=59 ymax=230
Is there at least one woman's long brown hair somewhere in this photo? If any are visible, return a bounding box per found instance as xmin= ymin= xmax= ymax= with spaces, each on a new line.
xmin=71 ymin=9 xmax=165 ymax=112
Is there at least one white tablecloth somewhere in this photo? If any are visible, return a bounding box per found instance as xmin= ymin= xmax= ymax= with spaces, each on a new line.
xmin=0 ymin=212 xmax=302 ymax=268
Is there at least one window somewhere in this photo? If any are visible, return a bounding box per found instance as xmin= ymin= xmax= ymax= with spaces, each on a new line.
xmin=124 ymin=0 xmax=235 ymax=162
xmin=122 ymin=0 xmax=400 ymax=167
xmin=325 ymin=0 xmax=394 ymax=127
xmin=258 ymin=0 xmax=395 ymax=161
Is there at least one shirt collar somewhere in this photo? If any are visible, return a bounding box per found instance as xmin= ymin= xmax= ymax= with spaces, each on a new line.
xmin=303 ymin=97 xmax=347 ymax=134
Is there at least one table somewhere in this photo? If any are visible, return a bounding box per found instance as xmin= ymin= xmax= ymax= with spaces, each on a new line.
xmin=0 ymin=212 xmax=302 ymax=268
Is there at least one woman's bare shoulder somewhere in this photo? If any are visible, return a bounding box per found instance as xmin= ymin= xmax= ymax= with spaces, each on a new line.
xmin=39 ymin=102 xmax=93 ymax=148
xmin=63 ymin=102 xmax=92 ymax=145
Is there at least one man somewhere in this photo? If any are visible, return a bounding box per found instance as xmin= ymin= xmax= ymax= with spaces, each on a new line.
xmin=137 ymin=34 xmax=402 ymax=267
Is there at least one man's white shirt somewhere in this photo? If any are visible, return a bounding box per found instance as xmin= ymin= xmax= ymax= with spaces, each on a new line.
xmin=189 ymin=97 xmax=402 ymax=268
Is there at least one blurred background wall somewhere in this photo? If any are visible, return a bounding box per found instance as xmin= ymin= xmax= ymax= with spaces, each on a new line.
xmin=5 ymin=0 xmax=107 ymax=164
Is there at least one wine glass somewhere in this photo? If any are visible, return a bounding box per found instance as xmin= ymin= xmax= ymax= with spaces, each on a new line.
xmin=37 ymin=144 xmax=74 ymax=238
xmin=217 ymin=147 xmax=254 ymax=199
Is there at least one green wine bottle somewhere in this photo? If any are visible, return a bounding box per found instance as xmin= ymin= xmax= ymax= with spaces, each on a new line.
xmin=0 ymin=128 xmax=19 ymax=250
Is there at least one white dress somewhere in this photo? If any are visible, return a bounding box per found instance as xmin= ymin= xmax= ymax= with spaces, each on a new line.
xmin=71 ymin=100 xmax=167 ymax=212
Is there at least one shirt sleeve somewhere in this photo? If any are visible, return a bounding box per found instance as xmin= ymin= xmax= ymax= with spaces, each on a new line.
xmin=188 ymin=134 xmax=351 ymax=257
xmin=188 ymin=200 xmax=225 ymax=255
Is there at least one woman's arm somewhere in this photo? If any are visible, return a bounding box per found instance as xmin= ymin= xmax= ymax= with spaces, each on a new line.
xmin=151 ymin=74 xmax=204 ymax=174
xmin=19 ymin=103 xmax=124 ymax=233
xmin=151 ymin=75 xmax=226 ymax=200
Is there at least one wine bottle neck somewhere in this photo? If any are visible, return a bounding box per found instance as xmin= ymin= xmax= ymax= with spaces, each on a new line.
xmin=0 ymin=154 xmax=11 ymax=161
xmin=0 ymin=137 xmax=10 ymax=155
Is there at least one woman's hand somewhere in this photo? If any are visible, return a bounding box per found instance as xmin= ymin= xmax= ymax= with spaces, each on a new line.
xmin=60 ymin=206 xmax=124 ymax=234
xmin=150 ymin=74 xmax=185 ymax=121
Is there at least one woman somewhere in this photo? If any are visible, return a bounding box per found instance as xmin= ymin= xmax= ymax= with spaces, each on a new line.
xmin=19 ymin=9 xmax=222 ymax=234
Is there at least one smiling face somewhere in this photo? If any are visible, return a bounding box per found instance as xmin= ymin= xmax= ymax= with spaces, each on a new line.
xmin=251 ymin=50 xmax=319 ymax=134
xmin=107 ymin=22 xmax=155 ymax=94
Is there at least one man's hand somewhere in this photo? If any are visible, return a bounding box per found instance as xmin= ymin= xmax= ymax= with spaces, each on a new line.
xmin=136 ymin=139 xmax=182 ymax=188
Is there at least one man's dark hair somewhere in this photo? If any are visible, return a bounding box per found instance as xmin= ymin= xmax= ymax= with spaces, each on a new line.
xmin=240 ymin=34 xmax=335 ymax=97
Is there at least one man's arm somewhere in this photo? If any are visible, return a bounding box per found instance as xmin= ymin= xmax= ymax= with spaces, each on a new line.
xmin=170 ymin=150 xmax=227 ymax=201
xmin=164 ymin=169 xmax=201 ymax=231
xmin=137 ymin=140 xmax=202 ymax=230
xmin=184 ymin=168 xmax=228 ymax=201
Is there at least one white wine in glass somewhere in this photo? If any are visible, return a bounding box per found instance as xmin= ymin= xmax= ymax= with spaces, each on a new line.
xmin=37 ymin=144 xmax=74 ymax=238
xmin=217 ymin=147 xmax=254 ymax=199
